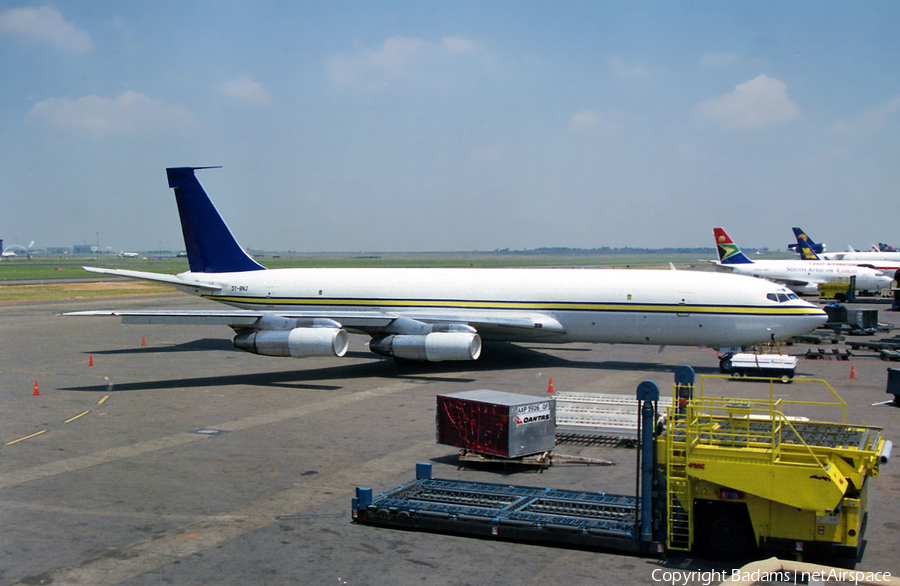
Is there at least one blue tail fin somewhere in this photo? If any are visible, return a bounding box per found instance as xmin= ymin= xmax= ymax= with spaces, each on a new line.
xmin=789 ymin=227 xmax=825 ymax=255
xmin=792 ymin=228 xmax=821 ymax=260
xmin=166 ymin=167 xmax=266 ymax=274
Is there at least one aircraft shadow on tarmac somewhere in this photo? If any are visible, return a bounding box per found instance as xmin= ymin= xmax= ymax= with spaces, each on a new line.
xmin=87 ymin=338 xmax=235 ymax=354
xmin=63 ymin=341 xmax=718 ymax=394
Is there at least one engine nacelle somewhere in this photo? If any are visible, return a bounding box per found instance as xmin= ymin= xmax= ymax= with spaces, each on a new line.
xmin=233 ymin=327 xmax=349 ymax=358
xmin=369 ymin=332 xmax=482 ymax=362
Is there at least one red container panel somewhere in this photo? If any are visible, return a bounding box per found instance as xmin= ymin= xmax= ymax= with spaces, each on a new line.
xmin=437 ymin=395 xmax=510 ymax=457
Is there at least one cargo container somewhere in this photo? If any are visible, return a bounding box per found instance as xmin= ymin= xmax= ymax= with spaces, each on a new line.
xmin=435 ymin=390 xmax=556 ymax=458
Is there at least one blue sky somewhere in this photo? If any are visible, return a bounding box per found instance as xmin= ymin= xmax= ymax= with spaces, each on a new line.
xmin=1 ymin=1 xmax=898 ymax=253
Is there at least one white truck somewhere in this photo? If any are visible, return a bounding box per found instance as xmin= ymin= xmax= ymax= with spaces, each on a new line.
xmin=719 ymin=353 xmax=797 ymax=380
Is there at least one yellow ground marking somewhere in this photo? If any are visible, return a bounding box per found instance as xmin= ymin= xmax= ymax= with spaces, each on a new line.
xmin=97 ymin=395 xmax=109 ymax=405
xmin=64 ymin=410 xmax=91 ymax=424
xmin=5 ymin=430 xmax=48 ymax=445
xmin=5 ymin=382 xmax=424 ymax=585
xmin=0 ymin=382 xmax=416 ymax=489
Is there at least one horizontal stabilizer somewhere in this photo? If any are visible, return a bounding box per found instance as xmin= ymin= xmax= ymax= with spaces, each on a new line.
xmin=82 ymin=267 xmax=222 ymax=291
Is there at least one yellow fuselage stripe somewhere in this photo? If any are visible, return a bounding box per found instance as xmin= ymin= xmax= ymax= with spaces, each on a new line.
xmin=204 ymin=295 xmax=823 ymax=316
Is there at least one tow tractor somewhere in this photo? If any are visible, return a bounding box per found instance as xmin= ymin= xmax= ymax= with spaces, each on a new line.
xmin=352 ymin=367 xmax=891 ymax=560
xmin=718 ymin=353 xmax=797 ymax=380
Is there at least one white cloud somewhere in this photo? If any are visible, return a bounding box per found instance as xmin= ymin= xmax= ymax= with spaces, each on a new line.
xmin=220 ymin=76 xmax=271 ymax=105
xmin=675 ymin=141 xmax=703 ymax=162
xmin=696 ymin=74 xmax=799 ymax=130
xmin=800 ymin=147 xmax=852 ymax=171
xmin=326 ymin=55 xmax=358 ymax=86
xmin=472 ymin=146 xmax=504 ymax=162
xmin=609 ymin=55 xmax=647 ymax=78
xmin=700 ymin=51 xmax=741 ymax=67
xmin=367 ymin=36 xmax=426 ymax=75
xmin=569 ymin=109 xmax=626 ymax=134
xmin=570 ymin=110 xmax=601 ymax=132
xmin=104 ymin=16 xmax=135 ymax=44
xmin=327 ymin=35 xmax=481 ymax=88
xmin=27 ymin=91 xmax=196 ymax=137
xmin=441 ymin=36 xmax=475 ymax=54
xmin=0 ymin=6 xmax=92 ymax=52
xmin=830 ymin=95 xmax=900 ymax=135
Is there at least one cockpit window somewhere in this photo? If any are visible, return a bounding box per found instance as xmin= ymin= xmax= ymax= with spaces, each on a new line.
xmin=768 ymin=292 xmax=800 ymax=303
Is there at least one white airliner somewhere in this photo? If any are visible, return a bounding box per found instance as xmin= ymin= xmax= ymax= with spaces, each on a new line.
xmin=793 ymin=228 xmax=900 ymax=278
xmin=824 ymin=249 xmax=900 ymax=272
xmin=715 ymin=227 xmax=892 ymax=295
xmin=819 ymin=248 xmax=900 ymax=271
xmin=66 ymin=168 xmax=827 ymax=363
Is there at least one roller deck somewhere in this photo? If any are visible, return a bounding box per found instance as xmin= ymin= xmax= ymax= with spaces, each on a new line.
xmin=555 ymin=391 xmax=673 ymax=441
xmin=669 ymin=417 xmax=882 ymax=453
xmin=353 ymin=472 xmax=658 ymax=554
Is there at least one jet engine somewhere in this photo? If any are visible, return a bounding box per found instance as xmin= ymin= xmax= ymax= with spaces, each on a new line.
xmin=369 ymin=332 xmax=482 ymax=362
xmin=233 ymin=327 xmax=349 ymax=358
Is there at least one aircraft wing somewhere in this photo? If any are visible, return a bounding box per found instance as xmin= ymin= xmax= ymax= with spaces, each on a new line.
xmin=64 ymin=309 xmax=394 ymax=328
xmin=404 ymin=311 xmax=566 ymax=337
xmin=764 ymin=277 xmax=811 ymax=289
xmin=64 ymin=309 xmax=566 ymax=337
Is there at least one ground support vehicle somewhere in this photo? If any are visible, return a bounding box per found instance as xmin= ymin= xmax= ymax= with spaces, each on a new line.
xmin=818 ymin=281 xmax=855 ymax=302
xmin=661 ymin=371 xmax=890 ymax=560
xmin=353 ymin=368 xmax=890 ymax=560
xmin=718 ymin=353 xmax=797 ymax=380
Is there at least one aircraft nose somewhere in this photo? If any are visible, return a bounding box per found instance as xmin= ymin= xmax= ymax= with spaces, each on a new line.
xmin=812 ymin=306 xmax=828 ymax=325
xmin=794 ymin=299 xmax=828 ymax=328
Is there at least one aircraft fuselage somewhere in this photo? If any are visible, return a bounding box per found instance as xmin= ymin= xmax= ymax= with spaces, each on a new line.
xmin=174 ymin=266 xmax=826 ymax=348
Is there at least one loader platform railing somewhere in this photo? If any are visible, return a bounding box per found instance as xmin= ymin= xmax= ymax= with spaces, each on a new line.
xmin=668 ymin=397 xmax=828 ymax=470
xmin=697 ymin=375 xmax=847 ymax=423
xmin=667 ymin=375 xmax=885 ymax=475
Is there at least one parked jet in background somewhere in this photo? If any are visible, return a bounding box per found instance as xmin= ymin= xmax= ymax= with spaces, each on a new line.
xmin=791 ymin=229 xmax=900 ymax=277
xmin=66 ymin=168 xmax=827 ymax=363
xmin=788 ymin=227 xmax=825 ymax=255
xmin=820 ymin=247 xmax=900 ymax=264
xmin=714 ymin=227 xmax=891 ymax=295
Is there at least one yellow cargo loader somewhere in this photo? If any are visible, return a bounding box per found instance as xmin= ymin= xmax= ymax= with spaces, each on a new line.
xmin=818 ymin=280 xmax=854 ymax=301
xmin=659 ymin=373 xmax=890 ymax=560
xmin=353 ymin=367 xmax=888 ymax=562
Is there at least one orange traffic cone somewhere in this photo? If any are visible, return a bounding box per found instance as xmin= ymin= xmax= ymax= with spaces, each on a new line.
xmin=547 ymin=378 xmax=554 ymax=394
xmin=88 ymin=354 xmax=94 ymax=367
xmin=141 ymin=336 xmax=146 ymax=346
xmin=33 ymin=381 xmax=40 ymax=396
xmin=850 ymin=366 xmax=857 ymax=379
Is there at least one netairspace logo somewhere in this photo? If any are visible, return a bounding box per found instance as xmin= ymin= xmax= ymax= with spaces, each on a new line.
xmin=650 ymin=568 xmax=892 ymax=585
